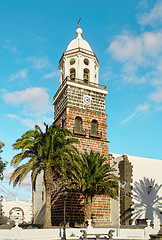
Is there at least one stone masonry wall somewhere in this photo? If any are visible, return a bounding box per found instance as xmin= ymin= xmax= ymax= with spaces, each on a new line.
xmin=54 ymin=107 xmax=109 ymax=159
xmin=53 ymin=106 xmax=110 ymax=225
xmin=52 ymin=84 xmax=110 ymax=226
xmin=54 ymin=85 xmax=106 ymax=121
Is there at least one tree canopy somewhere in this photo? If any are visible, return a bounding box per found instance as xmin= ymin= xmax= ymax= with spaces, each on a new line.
xmin=0 ymin=141 xmax=7 ymax=180
xmin=66 ymin=150 xmax=118 ymax=222
xmin=10 ymin=123 xmax=79 ymax=228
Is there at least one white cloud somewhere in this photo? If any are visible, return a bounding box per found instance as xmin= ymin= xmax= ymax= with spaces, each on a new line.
xmin=28 ymin=57 xmax=50 ymax=69
xmin=121 ymin=103 xmax=150 ymax=124
xmin=4 ymin=169 xmax=31 ymax=186
xmin=6 ymin=114 xmax=53 ymax=129
xmin=2 ymin=169 xmax=31 ymax=201
xmin=138 ymin=1 xmax=162 ymax=26
xmin=3 ymin=40 xmax=18 ymax=53
xmin=9 ymin=68 xmax=28 ymax=81
xmin=150 ymin=88 xmax=162 ymax=103
xmin=2 ymin=87 xmax=52 ymax=116
xmin=6 ymin=114 xmax=40 ymax=128
xmin=136 ymin=103 xmax=150 ymax=112
xmin=43 ymin=70 xmax=59 ymax=79
xmin=137 ymin=0 xmax=149 ymax=10
xmin=106 ymin=0 xmax=162 ymax=122
xmin=121 ymin=62 xmax=147 ymax=84
xmin=108 ymin=31 xmax=162 ymax=64
xmin=37 ymin=36 xmax=47 ymax=42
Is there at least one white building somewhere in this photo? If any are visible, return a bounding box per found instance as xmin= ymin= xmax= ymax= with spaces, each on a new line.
xmin=110 ymin=153 xmax=162 ymax=226
xmin=0 ymin=197 xmax=32 ymax=224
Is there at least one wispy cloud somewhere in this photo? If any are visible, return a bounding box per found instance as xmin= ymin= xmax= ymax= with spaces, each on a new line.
xmin=3 ymin=39 xmax=18 ymax=53
xmin=2 ymin=169 xmax=31 ymax=201
xmin=137 ymin=0 xmax=162 ymax=27
xmin=43 ymin=70 xmax=59 ymax=79
xmin=28 ymin=57 xmax=51 ymax=69
xmin=2 ymin=87 xmax=53 ymax=116
xmin=4 ymin=169 xmax=31 ymax=185
xmin=6 ymin=114 xmax=53 ymax=129
xmin=121 ymin=103 xmax=150 ymax=124
xmin=106 ymin=0 xmax=162 ymax=120
xmin=108 ymin=31 xmax=162 ymax=65
xmin=150 ymin=88 xmax=162 ymax=103
xmin=37 ymin=36 xmax=47 ymax=42
xmin=6 ymin=114 xmax=41 ymax=128
xmin=9 ymin=68 xmax=28 ymax=81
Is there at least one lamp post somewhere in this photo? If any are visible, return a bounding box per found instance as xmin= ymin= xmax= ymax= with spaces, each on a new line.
xmin=62 ymin=191 xmax=67 ymax=240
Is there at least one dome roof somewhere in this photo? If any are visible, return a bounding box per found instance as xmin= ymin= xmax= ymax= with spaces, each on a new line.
xmin=66 ymin=28 xmax=93 ymax=52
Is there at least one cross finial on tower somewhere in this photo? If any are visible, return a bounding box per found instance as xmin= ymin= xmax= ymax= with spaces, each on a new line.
xmin=78 ymin=18 xmax=81 ymax=28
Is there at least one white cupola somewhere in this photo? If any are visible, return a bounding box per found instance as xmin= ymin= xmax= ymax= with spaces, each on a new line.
xmin=59 ymin=27 xmax=100 ymax=86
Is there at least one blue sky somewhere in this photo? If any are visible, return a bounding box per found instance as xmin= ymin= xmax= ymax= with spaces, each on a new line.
xmin=0 ymin=0 xmax=162 ymax=201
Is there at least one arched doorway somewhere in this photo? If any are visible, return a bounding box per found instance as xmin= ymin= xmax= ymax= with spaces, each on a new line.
xmin=9 ymin=207 xmax=24 ymax=224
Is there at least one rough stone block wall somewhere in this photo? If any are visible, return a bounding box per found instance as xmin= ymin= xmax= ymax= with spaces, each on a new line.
xmin=52 ymin=84 xmax=111 ymax=226
xmin=54 ymin=85 xmax=106 ymax=120
xmin=66 ymin=86 xmax=106 ymax=114
xmin=92 ymin=195 xmax=111 ymax=225
xmin=54 ymin=107 xmax=108 ymax=159
xmin=51 ymin=191 xmax=84 ymax=226
xmin=54 ymin=87 xmax=68 ymax=120
xmin=51 ymin=190 xmax=111 ymax=226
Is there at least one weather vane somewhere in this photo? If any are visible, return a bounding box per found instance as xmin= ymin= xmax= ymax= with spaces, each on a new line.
xmin=78 ymin=18 xmax=81 ymax=28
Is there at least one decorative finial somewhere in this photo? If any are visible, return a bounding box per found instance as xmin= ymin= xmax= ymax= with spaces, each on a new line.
xmin=78 ymin=18 xmax=81 ymax=28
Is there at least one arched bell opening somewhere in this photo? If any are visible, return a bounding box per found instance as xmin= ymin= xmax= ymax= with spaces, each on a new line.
xmin=83 ymin=68 xmax=89 ymax=84
xmin=70 ymin=68 xmax=76 ymax=80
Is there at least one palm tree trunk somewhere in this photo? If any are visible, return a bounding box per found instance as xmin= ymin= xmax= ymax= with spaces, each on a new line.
xmin=43 ymin=168 xmax=53 ymax=228
xmin=84 ymin=195 xmax=92 ymax=224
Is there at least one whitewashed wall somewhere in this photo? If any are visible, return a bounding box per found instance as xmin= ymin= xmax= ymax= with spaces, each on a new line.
xmin=33 ymin=171 xmax=45 ymax=224
xmin=111 ymin=153 xmax=162 ymax=225
xmin=0 ymin=197 xmax=32 ymax=224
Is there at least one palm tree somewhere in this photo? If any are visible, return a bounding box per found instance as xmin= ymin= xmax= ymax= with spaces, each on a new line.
xmin=9 ymin=123 xmax=79 ymax=228
xmin=0 ymin=141 xmax=7 ymax=180
xmin=67 ymin=151 xmax=118 ymax=223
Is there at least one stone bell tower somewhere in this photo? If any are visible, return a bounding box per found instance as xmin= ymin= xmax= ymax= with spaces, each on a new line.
xmin=53 ymin=27 xmax=108 ymax=159
xmin=52 ymin=26 xmax=110 ymax=226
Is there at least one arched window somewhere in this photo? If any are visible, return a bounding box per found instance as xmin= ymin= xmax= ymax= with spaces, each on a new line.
xmin=83 ymin=68 xmax=89 ymax=82
xmin=74 ymin=116 xmax=82 ymax=133
xmin=91 ymin=120 xmax=98 ymax=135
xmin=70 ymin=68 xmax=75 ymax=79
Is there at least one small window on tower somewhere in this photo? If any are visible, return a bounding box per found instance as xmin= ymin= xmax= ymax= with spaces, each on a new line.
xmin=74 ymin=117 xmax=86 ymax=136
xmin=74 ymin=117 xmax=82 ymax=133
xmin=91 ymin=120 xmax=98 ymax=135
xmin=70 ymin=68 xmax=76 ymax=80
xmin=70 ymin=58 xmax=75 ymax=65
xmin=83 ymin=68 xmax=89 ymax=83
xmin=90 ymin=120 xmax=102 ymax=138
xmin=84 ymin=58 xmax=89 ymax=65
